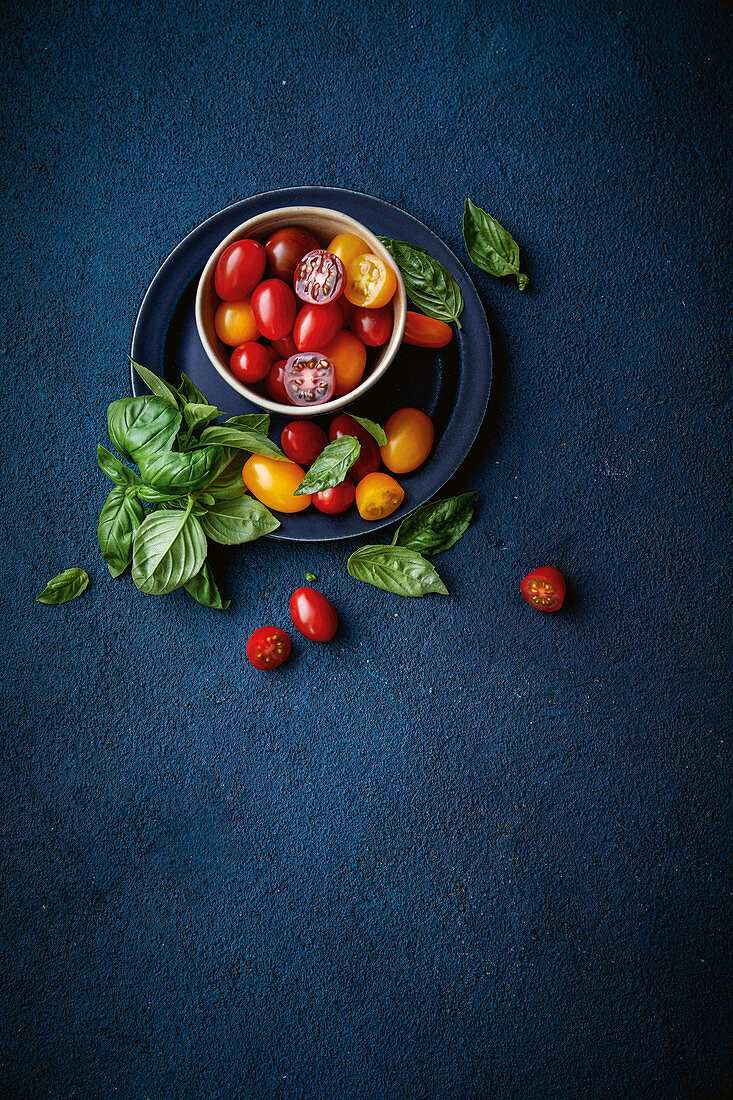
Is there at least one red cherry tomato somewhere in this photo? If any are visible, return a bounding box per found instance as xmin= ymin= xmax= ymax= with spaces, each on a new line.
xmin=294 ymin=250 xmax=346 ymax=304
xmin=284 ymin=353 xmax=335 ymax=406
xmin=229 ymin=341 xmax=272 ymax=384
xmin=214 ymin=239 xmax=266 ymax=301
xmin=520 ymin=567 xmax=566 ymax=612
xmin=350 ymin=305 xmax=393 ymax=346
xmin=281 ymin=420 xmax=328 ymax=465
xmin=250 ymin=279 xmax=297 ymax=341
xmin=265 ymin=360 xmax=292 ymax=404
xmin=337 ymin=296 xmax=352 ymax=328
xmin=271 ymin=333 xmax=298 ymax=359
xmin=289 ymin=588 xmax=338 ymax=642
xmin=293 ymin=302 xmax=343 ymax=352
xmin=403 ymin=311 xmax=453 ymax=348
xmin=329 ymin=414 xmax=381 ymax=482
xmin=264 ymin=343 xmax=280 ymax=363
xmin=246 ymin=625 xmax=292 ymax=670
xmin=313 ymin=478 xmax=355 ymax=514
xmin=264 ymin=227 xmax=321 ymax=282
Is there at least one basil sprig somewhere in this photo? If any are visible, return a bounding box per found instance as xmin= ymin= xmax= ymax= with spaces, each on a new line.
xmin=36 ymin=568 xmax=90 ymax=605
xmin=294 ymin=436 xmax=361 ymax=495
xmin=378 ymin=237 xmax=464 ymax=328
xmin=462 ymin=198 xmax=528 ymax=290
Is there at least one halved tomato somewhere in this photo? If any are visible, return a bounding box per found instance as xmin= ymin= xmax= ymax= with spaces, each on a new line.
xmin=344 ymin=253 xmax=397 ymax=308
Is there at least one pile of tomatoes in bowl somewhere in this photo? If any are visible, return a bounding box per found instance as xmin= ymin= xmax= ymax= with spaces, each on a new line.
xmin=211 ymin=227 xmax=399 ymax=408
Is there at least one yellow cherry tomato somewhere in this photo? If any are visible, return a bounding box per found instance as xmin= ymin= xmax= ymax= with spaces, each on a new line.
xmin=242 ymin=455 xmax=311 ymax=513
xmin=380 ymin=408 xmax=435 ymax=474
xmin=344 ymin=253 xmax=397 ymax=308
xmin=322 ymin=330 xmax=367 ymax=395
xmin=327 ymin=232 xmax=371 ymax=268
xmin=355 ymin=472 xmax=405 ymax=521
xmin=214 ymin=297 xmax=260 ymax=346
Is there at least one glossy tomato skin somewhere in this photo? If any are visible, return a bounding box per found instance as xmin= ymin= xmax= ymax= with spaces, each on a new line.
xmin=520 ymin=567 xmax=566 ymax=612
xmin=380 ymin=408 xmax=434 ymax=474
xmin=271 ymin=333 xmax=298 ymax=359
xmin=246 ymin=625 xmax=292 ymax=670
xmin=289 ymin=587 xmax=338 ymax=642
xmin=215 ymin=239 xmax=266 ymax=301
xmin=329 ymin=414 xmax=381 ymax=481
xmin=344 ymin=253 xmax=397 ymax=308
xmin=313 ymin=478 xmax=355 ymax=514
xmin=350 ymin=305 xmax=393 ymax=346
xmin=264 ymin=227 xmax=321 ymax=282
xmin=327 ymin=232 xmax=370 ymax=268
xmin=265 ymin=360 xmax=291 ymax=404
xmin=214 ymin=298 xmax=260 ymax=346
xmin=229 ymin=341 xmax=272 ymax=384
xmin=293 ymin=302 xmax=343 ymax=352
xmin=250 ymin=279 xmax=297 ymax=341
xmin=294 ymin=250 xmax=346 ymax=305
xmin=355 ymin=472 xmax=405 ymax=521
xmin=242 ymin=455 xmax=311 ymax=513
xmin=281 ymin=420 xmax=328 ymax=465
xmin=403 ymin=311 xmax=453 ymax=348
xmin=322 ymin=330 xmax=367 ymax=395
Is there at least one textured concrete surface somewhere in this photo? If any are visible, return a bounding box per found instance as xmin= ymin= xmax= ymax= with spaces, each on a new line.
xmin=1 ymin=1 xmax=730 ymax=1097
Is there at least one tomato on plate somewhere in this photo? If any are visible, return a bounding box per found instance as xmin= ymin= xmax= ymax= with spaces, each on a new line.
xmin=355 ymin=472 xmax=405 ymax=520
xmin=344 ymin=253 xmax=397 ymax=308
xmin=214 ymin=298 xmax=260 ymax=346
xmin=215 ymin=239 xmax=266 ymax=301
xmin=350 ymin=305 xmax=392 ymax=346
xmin=403 ymin=311 xmax=453 ymax=348
xmin=250 ymin=279 xmax=297 ymax=341
xmin=246 ymin=625 xmax=292 ymax=670
xmin=229 ymin=341 xmax=272 ymax=384
xmin=264 ymin=226 xmax=321 ymax=282
xmin=281 ymin=420 xmax=328 ymax=465
xmin=293 ymin=302 xmax=343 ymax=351
xmin=265 ymin=360 xmax=291 ymax=403
xmin=294 ymin=249 xmax=346 ymax=304
xmin=520 ymin=567 xmax=566 ymax=612
xmin=289 ymin=587 xmax=339 ymax=642
xmin=327 ymin=232 xmax=370 ymax=268
xmin=380 ymin=408 xmax=434 ymax=474
xmin=322 ymin=330 xmax=367 ymax=395
xmin=313 ymin=478 xmax=355 ymax=514
xmin=329 ymin=414 xmax=380 ymax=481
xmin=242 ymin=455 xmax=311 ymax=512
xmin=284 ymin=353 xmax=335 ymax=406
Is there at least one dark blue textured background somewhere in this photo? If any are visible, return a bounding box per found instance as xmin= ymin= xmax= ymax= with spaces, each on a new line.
xmin=1 ymin=1 xmax=730 ymax=1097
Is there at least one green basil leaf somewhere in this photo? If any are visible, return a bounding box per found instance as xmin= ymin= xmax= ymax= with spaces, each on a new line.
xmin=462 ymin=198 xmax=528 ymax=290
xmin=178 ymin=372 xmax=210 ymax=406
xmin=138 ymin=446 xmax=223 ymax=494
xmin=131 ymin=508 xmax=207 ymax=595
xmin=183 ymin=403 xmax=221 ymax=431
xmin=305 ymin=572 xmax=317 ymax=582
xmin=130 ymin=358 xmax=180 ymax=406
xmin=97 ymin=487 xmax=145 ymax=577
xmin=200 ymin=495 xmax=280 ymax=545
xmin=199 ymin=423 xmax=285 ymax=459
xmin=347 ymin=415 xmax=387 ymax=447
xmin=294 ymin=436 xmax=360 ymax=495
xmin=107 ymin=397 xmax=181 ymax=462
xmin=347 ymin=545 xmax=448 ymax=597
xmin=156 ymin=498 xmax=208 ymax=516
xmin=36 ymin=568 xmax=90 ymax=605
xmin=391 ymin=492 xmax=478 ymax=556
xmin=206 ymin=450 xmax=248 ymax=501
xmin=137 ymin=485 xmax=190 ymax=503
xmin=197 ymin=491 xmax=215 ymax=506
xmin=97 ymin=444 xmax=140 ymax=487
xmin=184 ymin=562 xmax=230 ymax=610
xmin=378 ymin=237 xmax=464 ymax=328
xmin=223 ymin=413 xmax=271 ymax=433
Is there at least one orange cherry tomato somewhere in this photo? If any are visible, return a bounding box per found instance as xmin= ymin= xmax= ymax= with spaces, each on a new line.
xmin=214 ymin=298 xmax=260 ymax=346
xmin=242 ymin=455 xmax=311 ymax=513
xmin=355 ymin=472 xmax=405 ymax=521
xmin=322 ymin=330 xmax=367 ymax=395
xmin=344 ymin=253 xmax=397 ymax=308
xmin=380 ymin=408 xmax=434 ymax=474
xmin=327 ymin=232 xmax=371 ymax=268
xmin=403 ymin=311 xmax=453 ymax=348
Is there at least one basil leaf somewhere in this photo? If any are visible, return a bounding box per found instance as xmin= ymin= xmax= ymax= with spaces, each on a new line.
xmin=223 ymin=413 xmax=271 ymax=433
xmin=97 ymin=444 xmax=139 ymax=487
xmin=132 ymin=508 xmax=207 ymax=595
xmin=378 ymin=237 xmax=464 ymax=328
xmin=107 ymin=397 xmax=181 ymax=462
xmin=138 ymin=446 xmax=223 ymax=494
xmin=183 ymin=403 xmax=221 ymax=432
xmin=305 ymin=573 xmax=317 ymax=582
xmin=137 ymin=485 xmax=191 ymax=503
xmin=462 ymin=198 xmax=528 ymax=290
xmin=178 ymin=372 xmax=210 ymax=406
xmin=36 ymin=568 xmax=90 ymax=605
xmin=206 ymin=450 xmax=248 ymax=501
xmin=130 ymin=359 xmax=180 ymax=406
xmin=97 ymin=487 xmax=145 ymax=577
xmin=294 ymin=436 xmax=360 ymax=495
xmin=184 ymin=562 xmax=230 ymax=610
xmin=199 ymin=423 xmax=285 ymax=460
xmin=391 ymin=492 xmax=478 ymax=556
xmin=347 ymin=545 xmax=448 ymax=597
xmin=200 ymin=495 xmax=280 ymax=545
xmin=347 ymin=415 xmax=387 ymax=447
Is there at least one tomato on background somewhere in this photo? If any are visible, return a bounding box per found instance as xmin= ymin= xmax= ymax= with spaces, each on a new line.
xmin=250 ymin=279 xmax=297 ymax=340
xmin=312 ymin=478 xmax=355 ymax=514
xmin=344 ymin=253 xmax=397 ymax=308
xmin=264 ymin=226 xmax=321 ymax=282
xmin=350 ymin=305 xmax=392 ymax=346
xmin=281 ymin=420 xmax=328 ymax=465
xmin=322 ymin=331 xmax=367 ymax=395
xmin=520 ymin=567 xmax=566 ymax=612
xmin=229 ymin=341 xmax=272 ymax=384
xmin=265 ymin=360 xmax=291 ymax=403
xmin=215 ymin=239 xmax=266 ymax=301
xmin=403 ymin=311 xmax=453 ymax=348
xmin=289 ymin=588 xmax=339 ymax=642
xmin=214 ymin=298 xmax=260 ymax=346
xmin=284 ymin=353 xmax=335 ymax=406
xmin=355 ymin=472 xmax=405 ymax=521
xmin=242 ymin=455 xmax=311 ymax=512
xmin=327 ymin=232 xmax=370 ymax=268
xmin=380 ymin=409 xmax=434 ymax=474
xmin=246 ymin=625 xmax=292 ymax=670
xmin=293 ymin=302 xmax=343 ymax=351
xmin=329 ymin=414 xmax=381 ymax=481
xmin=294 ymin=250 xmax=345 ymax=304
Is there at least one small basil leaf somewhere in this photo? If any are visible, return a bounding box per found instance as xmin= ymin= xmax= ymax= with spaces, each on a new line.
xmin=294 ymin=436 xmax=360 ymax=495
xmin=199 ymin=424 xmax=285 ymax=459
xmin=36 ymin=568 xmax=90 ymax=605
xmin=378 ymin=237 xmax=464 ymax=328
xmin=305 ymin=572 xmax=317 ymax=582
xmin=137 ymin=485 xmax=190 ymax=503
xmin=107 ymin=397 xmax=181 ymax=462
xmin=223 ymin=413 xmax=271 ymax=434
xmin=347 ymin=545 xmax=448 ymax=597
xmin=197 ymin=491 xmax=215 ymax=506
xmin=130 ymin=358 xmax=180 ymax=406
xmin=138 ymin=446 xmax=223 ymax=494
xmin=347 ymin=415 xmax=387 ymax=447
xmin=97 ymin=487 xmax=145 ymax=577
xmin=200 ymin=495 xmax=280 ymax=545
xmin=391 ymin=492 xmax=478 ymax=556
xmin=462 ymin=198 xmax=528 ymax=290
xmin=97 ymin=444 xmax=139 ymax=487
xmin=132 ymin=509 xmax=207 ymax=595
xmin=178 ymin=372 xmax=210 ymax=406
xmin=184 ymin=562 xmax=230 ymax=610
xmin=183 ymin=403 xmax=221 ymax=431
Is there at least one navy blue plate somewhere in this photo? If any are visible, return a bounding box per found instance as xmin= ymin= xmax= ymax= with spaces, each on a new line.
xmin=130 ymin=187 xmax=492 ymax=541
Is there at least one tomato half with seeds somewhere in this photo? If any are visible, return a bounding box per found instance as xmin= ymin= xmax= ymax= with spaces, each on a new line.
xmin=281 ymin=420 xmax=328 ymax=465
xmin=350 ymin=305 xmax=393 ymax=346
xmin=229 ymin=341 xmax=272 ymax=384
xmin=344 ymin=253 xmax=397 ymax=308
xmin=403 ymin=311 xmax=453 ymax=348
xmin=322 ymin=330 xmax=367 ymax=395
xmin=289 ymin=588 xmax=339 ymax=642
xmin=215 ymin=239 xmax=266 ymax=301
xmin=264 ymin=226 xmax=321 ymax=282
xmin=295 ymin=249 xmax=346 ymax=304
xmin=329 ymin=414 xmax=381 ymax=481
xmin=214 ymin=298 xmax=260 ymax=346
xmin=355 ymin=472 xmax=405 ymax=521
xmin=284 ymin=353 xmax=335 ymax=406
xmin=293 ymin=302 xmax=343 ymax=351
xmin=242 ymin=455 xmax=311 ymax=512
xmin=313 ymin=477 xmax=355 ymax=514
xmin=380 ymin=408 xmax=434 ymax=474
xmin=520 ymin=567 xmax=566 ymax=612
xmin=250 ymin=279 xmax=297 ymax=341
xmin=247 ymin=625 xmax=292 ymax=670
